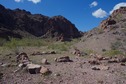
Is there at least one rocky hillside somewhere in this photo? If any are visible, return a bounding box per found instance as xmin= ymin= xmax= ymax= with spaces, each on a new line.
xmin=0 ymin=4 xmax=81 ymax=41
xmin=75 ymin=7 xmax=126 ymax=54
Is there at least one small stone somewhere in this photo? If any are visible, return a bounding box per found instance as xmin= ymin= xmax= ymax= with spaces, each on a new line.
xmin=40 ymin=66 xmax=50 ymax=75
xmin=0 ymin=63 xmax=3 ymax=65
xmin=1 ymin=63 xmax=10 ymax=67
xmin=92 ymin=66 xmax=100 ymax=70
xmin=120 ymin=63 xmax=126 ymax=66
xmin=92 ymin=65 xmax=109 ymax=71
xmin=55 ymin=56 xmax=72 ymax=62
xmin=54 ymin=73 xmax=60 ymax=76
xmin=50 ymin=51 xmax=56 ymax=54
xmin=41 ymin=58 xmax=48 ymax=64
xmin=54 ymin=58 xmax=57 ymax=62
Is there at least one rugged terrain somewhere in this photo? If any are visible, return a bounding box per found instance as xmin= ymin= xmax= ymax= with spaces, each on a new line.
xmin=0 ymin=5 xmax=126 ymax=84
xmin=74 ymin=7 xmax=126 ymax=54
xmin=0 ymin=4 xmax=81 ymax=41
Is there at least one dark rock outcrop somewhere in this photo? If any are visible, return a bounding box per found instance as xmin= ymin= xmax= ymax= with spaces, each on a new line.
xmin=0 ymin=4 xmax=81 ymax=40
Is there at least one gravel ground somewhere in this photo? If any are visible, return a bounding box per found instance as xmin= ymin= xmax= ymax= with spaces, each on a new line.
xmin=1 ymin=55 xmax=126 ymax=84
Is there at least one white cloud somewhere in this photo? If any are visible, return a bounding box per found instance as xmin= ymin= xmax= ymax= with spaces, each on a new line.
xmin=110 ymin=2 xmax=126 ymax=14
xmin=28 ymin=0 xmax=41 ymax=4
xmin=92 ymin=8 xmax=107 ymax=18
xmin=14 ymin=0 xmax=23 ymax=2
xmin=90 ymin=1 xmax=98 ymax=8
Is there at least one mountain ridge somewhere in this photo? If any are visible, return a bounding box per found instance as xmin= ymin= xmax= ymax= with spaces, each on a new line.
xmin=0 ymin=4 xmax=81 ymax=41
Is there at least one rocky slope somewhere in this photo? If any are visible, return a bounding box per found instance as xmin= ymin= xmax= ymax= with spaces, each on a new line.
xmin=75 ymin=7 xmax=126 ymax=54
xmin=0 ymin=4 xmax=81 ymax=41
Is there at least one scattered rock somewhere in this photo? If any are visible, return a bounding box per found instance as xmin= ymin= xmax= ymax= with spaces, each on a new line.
xmin=88 ymin=59 xmax=100 ymax=65
xmin=55 ymin=56 xmax=73 ymax=62
xmin=108 ymin=59 xmax=119 ymax=63
xmin=27 ymin=64 xmax=41 ymax=74
xmin=40 ymin=66 xmax=51 ymax=75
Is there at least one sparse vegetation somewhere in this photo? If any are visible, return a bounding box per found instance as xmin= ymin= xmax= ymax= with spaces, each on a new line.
xmin=2 ymin=38 xmax=50 ymax=48
xmin=103 ymin=50 xmax=124 ymax=56
xmin=111 ymin=41 xmax=122 ymax=50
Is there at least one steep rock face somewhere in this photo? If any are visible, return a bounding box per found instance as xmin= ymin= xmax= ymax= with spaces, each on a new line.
xmin=99 ymin=7 xmax=126 ymax=30
xmin=43 ymin=16 xmax=81 ymax=40
xmin=0 ymin=4 xmax=81 ymax=40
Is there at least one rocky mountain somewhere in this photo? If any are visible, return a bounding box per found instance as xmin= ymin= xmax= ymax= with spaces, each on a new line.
xmin=0 ymin=4 xmax=81 ymax=41
xmin=74 ymin=7 xmax=126 ymax=54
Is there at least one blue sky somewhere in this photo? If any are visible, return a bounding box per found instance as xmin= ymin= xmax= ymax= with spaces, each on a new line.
xmin=0 ymin=0 xmax=126 ymax=31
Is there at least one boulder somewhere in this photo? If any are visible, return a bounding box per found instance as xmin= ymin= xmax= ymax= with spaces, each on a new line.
xmin=27 ymin=64 xmax=41 ymax=74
